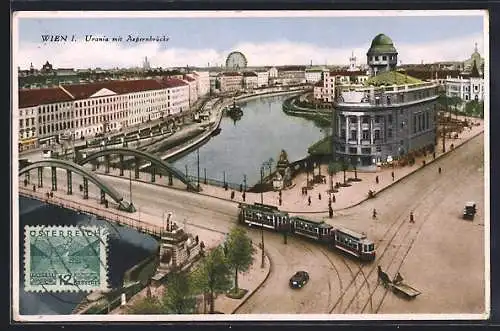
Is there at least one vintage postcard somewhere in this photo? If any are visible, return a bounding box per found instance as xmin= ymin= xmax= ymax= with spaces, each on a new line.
xmin=12 ymin=10 xmax=489 ymax=322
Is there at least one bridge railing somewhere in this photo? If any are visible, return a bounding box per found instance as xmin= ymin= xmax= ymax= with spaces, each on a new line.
xmin=19 ymin=186 xmax=163 ymax=238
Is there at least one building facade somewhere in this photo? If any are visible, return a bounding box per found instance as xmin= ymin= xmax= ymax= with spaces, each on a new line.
xmin=193 ymin=71 xmax=210 ymax=97
xmin=242 ymin=72 xmax=258 ymax=90
xmin=256 ymin=71 xmax=269 ymax=87
xmin=18 ymin=78 xmax=190 ymax=148
xmin=219 ymin=72 xmax=243 ymax=92
xmin=332 ymin=34 xmax=439 ymax=167
xmin=305 ymin=69 xmax=323 ymax=83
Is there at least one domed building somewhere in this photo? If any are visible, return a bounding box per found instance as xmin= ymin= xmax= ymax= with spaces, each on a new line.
xmin=366 ymin=34 xmax=399 ymax=76
xmin=463 ymin=43 xmax=484 ymax=75
xmin=331 ymin=34 xmax=440 ymax=167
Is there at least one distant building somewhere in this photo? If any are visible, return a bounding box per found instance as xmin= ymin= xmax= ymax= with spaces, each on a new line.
xmin=242 ymin=71 xmax=258 ymax=90
xmin=256 ymin=70 xmax=270 ymax=87
xmin=305 ymin=68 xmax=323 ymax=83
xmin=143 ymin=57 xmax=151 ymax=71
xmin=219 ymin=72 xmax=243 ymax=92
xmin=463 ymin=42 xmax=484 ymax=75
xmin=192 ymin=71 xmax=210 ymax=97
xmin=445 ymin=61 xmax=484 ymax=102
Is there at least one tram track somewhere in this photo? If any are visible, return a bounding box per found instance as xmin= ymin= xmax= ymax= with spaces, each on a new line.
xmin=330 ymin=145 xmax=474 ymax=314
xmin=354 ymin=149 xmax=474 ymax=314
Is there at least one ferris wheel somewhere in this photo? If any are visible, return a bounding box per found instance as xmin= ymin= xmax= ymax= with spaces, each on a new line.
xmin=225 ymin=51 xmax=248 ymax=70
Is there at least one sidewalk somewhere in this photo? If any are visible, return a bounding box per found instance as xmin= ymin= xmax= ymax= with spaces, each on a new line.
xmin=111 ymin=244 xmax=270 ymax=315
xmin=199 ymin=116 xmax=484 ymax=214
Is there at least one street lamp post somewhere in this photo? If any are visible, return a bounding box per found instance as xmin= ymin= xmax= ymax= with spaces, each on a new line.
xmin=259 ymin=166 xmax=265 ymax=268
xmin=197 ymin=148 xmax=200 ymax=191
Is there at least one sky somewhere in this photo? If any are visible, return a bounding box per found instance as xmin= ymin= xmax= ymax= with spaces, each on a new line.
xmin=14 ymin=11 xmax=487 ymax=69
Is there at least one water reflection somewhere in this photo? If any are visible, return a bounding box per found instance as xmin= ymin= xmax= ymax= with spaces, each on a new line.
xmin=18 ymin=197 xmax=158 ymax=315
xmin=171 ymin=95 xmax=328 ymax=186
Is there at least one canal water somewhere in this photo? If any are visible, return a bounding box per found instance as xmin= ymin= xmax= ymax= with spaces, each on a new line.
xmin=170 ymin=94 xmax=329 ymax=186
xmin=18 ymin=196 xmax=158 ymax=315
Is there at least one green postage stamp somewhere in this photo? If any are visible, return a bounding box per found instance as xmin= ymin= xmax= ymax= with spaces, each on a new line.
xmin=24 ymin=225 xmax=109 ymax=292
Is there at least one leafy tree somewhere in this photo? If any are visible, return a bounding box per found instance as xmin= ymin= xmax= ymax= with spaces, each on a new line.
xmin=341 ymin=160 xmax=349 ymax=184
xmin=126 ymin=296 xmax=164 ymax=314
xmin=163 ymin=271 xmax=197 ymax=314
xmin=327 ymin=162 xmax=340 ymax=192
xmin=190 ymin=246 xmax=232 ymax=314
xmin=225 ymin=227 xmax=255 ymax=293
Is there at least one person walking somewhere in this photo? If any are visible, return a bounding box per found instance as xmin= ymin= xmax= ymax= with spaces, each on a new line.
xmin=438 ymin=167 xmax=442 ymax=174
xmin=318 ymin=193 xmax=322 ymax=200
xmin=308 ymin=196 xmax=311 ymax=206
xmin=372 ymin=208 xmax=377 ymax=219
xmin=375 ymin=176 xmax=379 ymax=184
xmin=391 ymin=171 xmax=395 ymax=181
xmin=409 ymin=211 xmax=415 ymax=223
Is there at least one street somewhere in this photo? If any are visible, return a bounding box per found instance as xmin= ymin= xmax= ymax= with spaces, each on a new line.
xmin=21 ymin=133 xmax=485 ymax=314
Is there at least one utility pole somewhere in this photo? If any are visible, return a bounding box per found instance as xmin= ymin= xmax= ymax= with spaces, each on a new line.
xmin=442 ymin=88 xmax=447 ymax=153
xmin=129 ymin=169 xmax=133 ymax=204
xmin=260 ymin=164 xmax=265 ymax=268
xmin=197 ymin=148 xmax=200 ymax=191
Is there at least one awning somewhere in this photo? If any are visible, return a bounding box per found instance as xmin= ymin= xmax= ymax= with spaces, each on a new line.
xmin=20 ymin=138 xmax=37 ymax=145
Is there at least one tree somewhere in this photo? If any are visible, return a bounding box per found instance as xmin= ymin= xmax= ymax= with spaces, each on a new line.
xmin=225 ymin=227 xmax=255 ymax=294
xmin=350 ymin=156 xmax=360 ymax=181
xmin=341 ymin=160 xmax=349 ymax=184
xmin=190 ymin=246 xmax=232 ymax=314
xmin=163 ymin=271 xmax=197 ymax=314
xmin=327 ymin=162 xmax=340 ymax=192
xmin=126 ymin=296 xmax=164 ymax=314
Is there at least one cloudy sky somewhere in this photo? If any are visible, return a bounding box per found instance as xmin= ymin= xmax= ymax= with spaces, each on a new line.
xmin=14 ymin=11 xmax=486 ymax=70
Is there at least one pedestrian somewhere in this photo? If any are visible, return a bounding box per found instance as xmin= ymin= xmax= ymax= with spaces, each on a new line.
xmin=372 ymin=208 xmax=377 ymax=219
xmin=279 ymin=198 xmax=282 ymax=206
xmin=231 ymin=191 xmax=235 ymax=200
xmin=391 ymin=171 xmax=395 ymax=181
xmin=242 ymin=192 xmax=246 ymax=202
xmin=410 ymin=211 xmax=415 ymax=223
xmin=375 ymin=176 xmax=379 ymax=184
xmin=50 ymin=191 xmax=54 ymax=198
xmin=318 ymin=193 xmax=322 ymax=200
xmin=33 ymin=185 xmax=36 ymax=192
xmin=438 ymin=167 xmax=442 ymax=174
xmin=308 ymin=196 xmax=311 ymax=206
xmin=332 ymin=194 xmax=336 ymax=203
xmin=433 ymin=152 xmax=436 ymax=159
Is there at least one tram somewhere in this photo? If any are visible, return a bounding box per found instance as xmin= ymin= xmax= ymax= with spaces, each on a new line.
xmin=238 ymin=202 xmax=376 ymax=261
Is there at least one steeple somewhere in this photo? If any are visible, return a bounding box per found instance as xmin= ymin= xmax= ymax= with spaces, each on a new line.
xmin=474 ymin=42 xmax=478 ymax=53
xmin=470 ymin=60 xmax=480 ymax=78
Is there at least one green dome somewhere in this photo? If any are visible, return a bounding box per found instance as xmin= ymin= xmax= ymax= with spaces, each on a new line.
xmin=367 ymin=34 xmax=397 ymax=54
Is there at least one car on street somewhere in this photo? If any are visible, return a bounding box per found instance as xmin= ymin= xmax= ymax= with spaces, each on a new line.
xmin=463 ymin=201 xmax=477 ymax=220
xmin=289 ymin=271 xmax=309 ymax=289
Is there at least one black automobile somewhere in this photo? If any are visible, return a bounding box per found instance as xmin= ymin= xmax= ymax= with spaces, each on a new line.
xmin=463 ymin=201 xmax=477 ymax=220
xmin=289 ymin=271 xmax=309 ymax=289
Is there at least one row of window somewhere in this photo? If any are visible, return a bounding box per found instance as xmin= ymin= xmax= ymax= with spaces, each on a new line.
xmin=412 ymin=112 xmax=431 ymax=134
xmin=369 ymin=55 xmax=396 ymax=62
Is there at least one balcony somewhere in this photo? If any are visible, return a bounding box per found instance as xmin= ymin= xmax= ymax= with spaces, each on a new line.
xmin=348 ymin=140 xmax=358 ymax=145
xmin=361 ymin=140 xmax=371 ymax=145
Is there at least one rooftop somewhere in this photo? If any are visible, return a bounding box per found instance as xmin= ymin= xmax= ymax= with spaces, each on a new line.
xmin=365 ymin=70 xmax=423 ymax=87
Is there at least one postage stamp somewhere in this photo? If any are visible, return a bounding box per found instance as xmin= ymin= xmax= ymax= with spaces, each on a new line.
xmin=24 ymin=225 xmax=109 ymax=292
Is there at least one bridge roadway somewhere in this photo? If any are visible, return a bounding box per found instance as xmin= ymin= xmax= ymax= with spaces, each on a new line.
xmin=18 ymin=133 xmax=485 ymax=314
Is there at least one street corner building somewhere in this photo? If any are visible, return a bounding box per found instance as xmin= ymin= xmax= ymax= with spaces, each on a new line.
xmin=329 ymin=34 xmax=440 ymax=167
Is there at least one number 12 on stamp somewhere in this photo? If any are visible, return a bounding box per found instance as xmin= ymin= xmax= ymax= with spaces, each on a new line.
xmin=24 ymin=225 xmax=109 ymax=293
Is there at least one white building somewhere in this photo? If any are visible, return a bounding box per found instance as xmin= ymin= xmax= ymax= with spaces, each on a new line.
xmin=268 ymin=67 xmax=278 ymax=78
xmin=193 ymin=71 xmax=210 ymax=97
xmin=314 ymin=69 xmax=369 ymax=103
xmin=17 ymin=78 xmax=190 ymax=149
xmin=305 ymin=69 xmax=323 ymax=83
xmin=242 ymin=72 xmax=258 ymax=90
xmin=256 ymin=71 xmax=269 ymax=87
xmin=183 ymin=74 xmax=198 ymax=107
xmin=445 ymin=63 xmax=484 ymax=102
xmin=219 ymin=72 xmax=243 ymax=92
